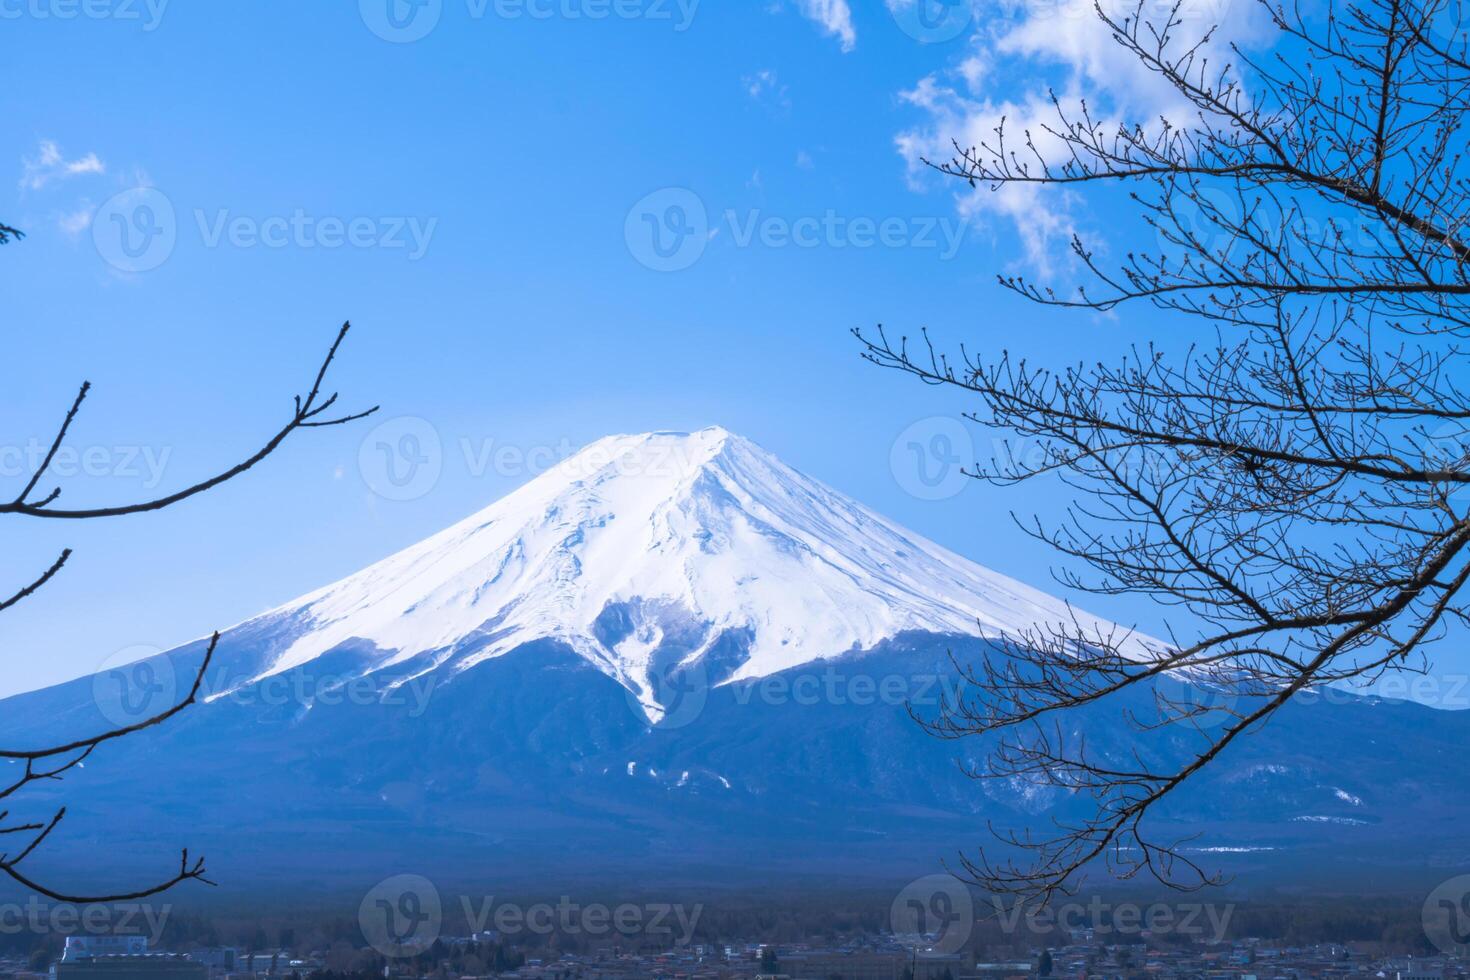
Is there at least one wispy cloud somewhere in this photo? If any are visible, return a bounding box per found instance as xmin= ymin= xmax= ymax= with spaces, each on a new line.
xmin=743 ymin=69 xmax=791 ymax=110
xmin=896 ymin=75 xmax=1080 ymax=275
xmin=56 ymin=201 xmax=96 ymax=238
xmin=784 ymin=0 xmax=856 ymax=51
xmin=893 ymin=0 xmax=1264 ymax=275
xmin=21 ymin=139 xmax=106 ymax=191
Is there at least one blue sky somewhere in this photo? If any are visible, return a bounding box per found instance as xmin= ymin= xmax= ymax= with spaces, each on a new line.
xmin=5 ymin=0 xmax=1463 ymax=704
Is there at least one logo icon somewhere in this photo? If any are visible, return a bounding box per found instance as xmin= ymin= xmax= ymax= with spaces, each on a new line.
xmin=92 ymin=645 xmax=176 ymax=727
xmin=890 ymin=874 xmax=974 ymax=956
xmin=359 ymin=874 xmax=443 ymax=956
xmin=890 ymin=0 xmax=973 ymax=42
xmin=92 ymin=187 xmax=177 ymax=274
xmin=890 ymin=416 xmax=972 ymax=500
xmin=1424 ymin=874 xmax=1470 ymax=955
xmin=628 ymin=658 xmax=709 ymax=730
xmin=1154 ymin=671 xmax=1241 ymax=731
xmin=359 ymin=416 xmax=443 ymax=501
xmin=1166 ymin=184 xmax=1243 ymax=261
xmin=625 ymin=188 xmax=709 ymax=272
xmin=360 ymin=0 xmax=442 ymax=42
xmin=1427 ymin=419 xmax=1470 ymax=502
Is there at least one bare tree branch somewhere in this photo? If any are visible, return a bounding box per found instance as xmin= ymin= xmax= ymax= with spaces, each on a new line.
xmin=4 ymin=321 xmax=378 ymax=519
xmin=0 ymin=268 xmax=375 ymax=901
xmin=859 ymin=0 xmax=1470 ymax=907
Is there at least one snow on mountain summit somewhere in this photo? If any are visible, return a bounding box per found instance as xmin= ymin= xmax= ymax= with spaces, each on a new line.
xmin=238 ymin=427 xmax=1143 ymax=719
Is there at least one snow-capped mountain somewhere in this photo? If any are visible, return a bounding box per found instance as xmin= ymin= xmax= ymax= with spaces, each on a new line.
xmin=0 ymin=428 xmax=1464 ymax=896
xmin=228 ymin=427 xmax=1147 ymax=721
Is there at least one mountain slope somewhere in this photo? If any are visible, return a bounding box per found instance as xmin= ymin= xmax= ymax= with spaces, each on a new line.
xmin=221 ymin=427 xmax=1151 ymax=720
xmin=0 ymin=428 xmax=1464 ymax=898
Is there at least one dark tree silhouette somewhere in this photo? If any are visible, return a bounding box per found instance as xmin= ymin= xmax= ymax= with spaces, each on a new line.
xmin=859 ymin=0 xmax=1470 ymax=906
xmin=1 ymin=226 xmax=376 ymax=901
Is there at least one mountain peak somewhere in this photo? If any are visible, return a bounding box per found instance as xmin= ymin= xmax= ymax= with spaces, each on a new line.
xmin=549 ymin=426 xmax=742 ymax=485
xmin=234 ymin=429 xmax=1142 ymax=720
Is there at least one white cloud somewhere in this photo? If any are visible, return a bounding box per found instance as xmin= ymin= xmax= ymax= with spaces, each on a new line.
xmin=57 ymin=201 xmax=95 ymax=238
xmin=793 ymin=0 xmax=856 ymax=51
xmin=897 ymin=76 xmax=1081 ymax=274
xmin=743 ymin=69 xmax=791 ymax=110
xmin=894 ymin=0 xmax=1267 ymax=274
xmin=21 ymin=139 xmax=106 ymax=191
